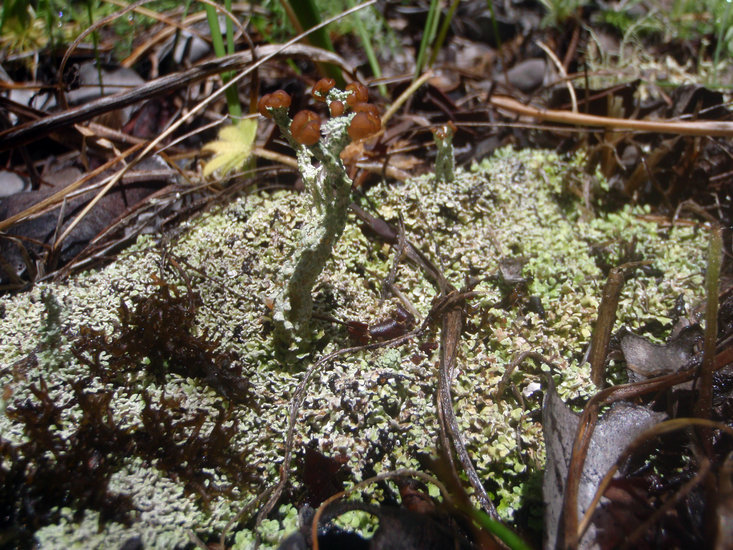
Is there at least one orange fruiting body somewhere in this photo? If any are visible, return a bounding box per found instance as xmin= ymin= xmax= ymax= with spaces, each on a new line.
xmin=312 ymin=78 xmax=336 ymax=102
xmin=329 ymin=100 xmax=345 ymax=117
xmin=257 ymin=90 xmax=292 ymax=118
xmin=291 ymin=110 xmax=321 ymax=146
xmin=432 ymin=121 xmax=457 ymax=140
xmin=352 ymin=102 xmax=380 ymax=118
xmin=345 ymin=82 xmax=369 ymax=106
xmin=348 ymin=111 xmax=381 ymax=141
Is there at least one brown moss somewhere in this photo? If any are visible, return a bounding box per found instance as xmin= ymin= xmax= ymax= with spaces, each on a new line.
xmin=0 ymin=277 xmax=259 ymax=547
xmin=73 ymin=278 xmax=252 ymax=404
xmin=0 ymin=378 xmax=136 ymax=549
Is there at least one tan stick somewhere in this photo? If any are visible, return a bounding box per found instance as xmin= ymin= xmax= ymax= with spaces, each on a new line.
xmin=490 ymin=95 xmax=733 ymax=137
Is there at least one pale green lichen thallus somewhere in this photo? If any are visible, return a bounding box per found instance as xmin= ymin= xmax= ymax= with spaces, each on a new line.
xmin=0 ymin=147 xmax=710 ymax=548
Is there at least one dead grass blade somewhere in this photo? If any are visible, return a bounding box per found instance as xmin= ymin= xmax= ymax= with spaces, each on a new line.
xmin=0 ymin=45 xmax=356 ymax=152
xmin=436 ymin=286 xmax=499 ymax=519
xmin=0 ymin=143 xmax=145 ymax=232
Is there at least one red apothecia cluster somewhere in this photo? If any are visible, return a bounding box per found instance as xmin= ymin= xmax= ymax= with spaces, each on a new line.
xmin=258 ymin=79 xmax=381 ymax=146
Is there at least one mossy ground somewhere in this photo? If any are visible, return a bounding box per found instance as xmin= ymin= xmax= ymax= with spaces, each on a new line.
xmin=0 ymin=148 xmax=709 ymax=548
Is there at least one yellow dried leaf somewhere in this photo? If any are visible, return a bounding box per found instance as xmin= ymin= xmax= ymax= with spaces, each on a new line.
xmin=202 ymin=118 xmax=258 ymax=177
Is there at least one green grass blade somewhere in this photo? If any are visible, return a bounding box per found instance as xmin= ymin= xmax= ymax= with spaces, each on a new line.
xmin=86 ymin=0 xmax=105 ymax=96
xmin=414 ymin=0 xmax=441 ymax=79
xmin=713 ymin=0 xmax=732 ymax=87
xmin=486 ymin=0 xmax=503 ymax=49
xmin=280 ymin=0 xmax=344 ymax=86
xmin=203 ymin=1 xmax=242 ymax=118
xmin=346 ymin=0 xmax=386 ymax=96
xmin=224 ymin=0 xmax=235 ymax=56
xmin=428 ymin=0 xmax=460 ymax=67
xmin=470 ymin=508 xmax=533 ymax=550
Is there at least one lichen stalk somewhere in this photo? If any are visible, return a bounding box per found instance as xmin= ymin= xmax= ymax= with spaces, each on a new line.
xmin=268 ymin=104 xmax=356 ymax=340
xmin=433 ymin=123 xmax=456 ymax=186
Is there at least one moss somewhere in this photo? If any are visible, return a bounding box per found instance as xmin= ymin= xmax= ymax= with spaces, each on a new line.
xmin=74 ymin=279 xmax=252 ymax=403
xmin=0 ymin=148 xmax=709 ymax=547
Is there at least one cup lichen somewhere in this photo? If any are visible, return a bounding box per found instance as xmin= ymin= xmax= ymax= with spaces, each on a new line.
xmin=259 ymin=83 xmax=381 ymax=343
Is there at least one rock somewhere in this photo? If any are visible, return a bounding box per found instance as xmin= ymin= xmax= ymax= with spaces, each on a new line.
xmin=505 ymin=58 xmax=547 ymax=93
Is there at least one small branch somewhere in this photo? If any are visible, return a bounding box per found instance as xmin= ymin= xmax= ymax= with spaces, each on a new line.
xmin=588 ymin=261 xmax=649 ymax=387
xmin=588 ymin=267 xmax=624 ymax=387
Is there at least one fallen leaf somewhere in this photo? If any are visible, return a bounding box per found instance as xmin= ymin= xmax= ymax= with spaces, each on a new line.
xmin=620 ymin=325 xmax=702 ymax=383
xmin=542 ymin=380 xmax=666 ymax=549
xmin=202 ymin=118 xmax=257 ymax=177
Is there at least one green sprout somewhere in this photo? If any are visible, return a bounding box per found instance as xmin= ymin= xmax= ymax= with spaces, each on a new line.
xmin=203 ymin=0 xmax=242 ymax=119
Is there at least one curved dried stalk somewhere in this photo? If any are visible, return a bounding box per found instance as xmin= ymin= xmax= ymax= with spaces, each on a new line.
xmin=494 ymin=350 xmax=561 ymax=403
xmin=491 ymin=95 xmax=733 ymax=137
xmin=0 ymin=44 xmax=356 ymax=152
xmin=536 ymin=40 xmax=577 ymax=113
xmin=561 ymin=359 xmax=733 ymax=550
xmin=435 ymin=286 xmax=499 ymax=519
